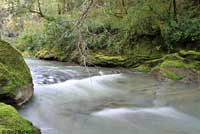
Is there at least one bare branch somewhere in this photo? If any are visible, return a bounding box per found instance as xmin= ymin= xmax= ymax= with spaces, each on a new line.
xmin=75 ymin=0 xmax=94 ymax=28
xmin=29 ymin=0 xmax=54 ymax=21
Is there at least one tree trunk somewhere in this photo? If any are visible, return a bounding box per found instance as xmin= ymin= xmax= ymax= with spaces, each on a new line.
xmin=37 ymin=0 xmax=44 ymax=17
xmin=58 ymin=3 xmax=61 ymax=14
xmin=173 ymin=0 xmax=177 ymax=21
xmin=120 ymin=0 xmax=127 ymax=14
xmin=199 ymin=0 xmax=200 ymax=7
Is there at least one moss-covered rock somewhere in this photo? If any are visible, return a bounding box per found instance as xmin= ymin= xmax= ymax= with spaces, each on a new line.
xmin=0 ymin=103 xmax=40 ymax=134
xmin=87 ymin=51 xmax=128 ymax=67
xmin=153 ymin=53 xmax=200 ymax=83
xmin=153 ymin=66 xmax=199 ymax=83
xmin=179 ymin=50 xmax=200 ymax=60
xmin=161 ymin=69 xmax=184 ymax=81
xmin=0 ymin=40 xmax=33 ymax=107
xmin=0 ymin=41 xmax=40 ymax=133
xmin=35 ymin=49 xmax=58 ymax=61
xmin=134 ymin=51 xmax=200 ymax=83
xmin=35 ymin=47 xmax=73 ymax=62
xmin=135 ymin=64 xmax=152 ymax=72
xmin=86 ymin=40 xmax=162 ymax=67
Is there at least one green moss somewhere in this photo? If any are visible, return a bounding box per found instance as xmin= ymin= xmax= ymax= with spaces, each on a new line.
xmin=35 ymin=49 xmax=57 ymax=60
xmin=162 ymin=53 xmax=185 ymax=61
xmin=94 ymin=54 xmax=127 ymax=62
xmin=0 ymin=40 xmax=32 ymax=100
xmin=134 ymin=65 xmax=151 ymax=72
xmin=179 ymin=50 xmax=200 ymax=56
xmin=160 ymin=59 xmax=197 ymax=70
xmin=0 ymin=103 xmax=39 ymax=134
xmin=35 ymin=48 xmax=71 ymax=61
xmin=196 ymin=70 xmax=200 ymax=75
xmin=162 ymin=70 xmax=184 ymax=81
xmin=0 ymin=41 xmax=38 ymax=133
xmin=133 ymin=52 xmax=200 ymax=81
xmin=179 ymin=50 xmax=200 ymax=60
xmin=87 ymin=52 xmax=128 ymax=67
xmin=0 ymin=64 xmax=18 ymax=95
xmin=151 ymin=52 xmax=196 ymax=70
xmin=160 ymin=60 xmax=186 ymax=68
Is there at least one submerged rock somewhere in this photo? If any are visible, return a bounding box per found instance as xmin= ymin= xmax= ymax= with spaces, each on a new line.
xmin=0 ymin=40 xmax=33 ymax=107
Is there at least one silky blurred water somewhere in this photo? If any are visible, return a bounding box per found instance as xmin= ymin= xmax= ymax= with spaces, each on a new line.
xmin=19 ymin=58 xmax=200 ymax=134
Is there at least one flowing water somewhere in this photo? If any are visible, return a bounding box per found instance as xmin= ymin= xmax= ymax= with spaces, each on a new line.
xmin=19 ymin=58 xmax=200 ymax=134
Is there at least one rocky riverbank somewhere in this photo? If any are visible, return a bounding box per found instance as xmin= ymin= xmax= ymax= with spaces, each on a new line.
xmin=0 ymin=40 xmax=40 ymax=134
xmin=33 ymin=47 xmax=200 ymax=84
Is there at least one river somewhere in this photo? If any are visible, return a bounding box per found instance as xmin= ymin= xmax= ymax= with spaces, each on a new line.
xmin=19 ymin=58 xmax=200 ymax=134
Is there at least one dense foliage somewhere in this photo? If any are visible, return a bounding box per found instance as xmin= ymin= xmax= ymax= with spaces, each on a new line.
xmin=1 ymin=0 xmax=200 ymax=62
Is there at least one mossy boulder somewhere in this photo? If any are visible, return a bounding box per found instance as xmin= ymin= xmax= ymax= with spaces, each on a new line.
xmin=0 ymin=41 xmax=40 ymax=133
xmin=0 ymin=103 xmax=40 ymax=134
xmin=135 ymin=51 xmax=200 ymax=83
xmin=0 ymin=40 xmax=33 ymax=107
xmin=153 ymin=62 xmax=198 ymax=83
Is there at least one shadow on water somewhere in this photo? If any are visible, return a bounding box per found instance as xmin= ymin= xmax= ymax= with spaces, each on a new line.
xmin=19 ymin=58 xmax=200 ymax=134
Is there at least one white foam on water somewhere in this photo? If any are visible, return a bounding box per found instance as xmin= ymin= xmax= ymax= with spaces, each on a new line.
xmin=45 ymin=74 xmax=123 ymax=91
xmin=92 ymin=107 xmax=198 ymax=120
xmin=99 ymin=71 xmax=104 ymax=75
xmin=35 ymin=74 xmax=126 ymax=101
